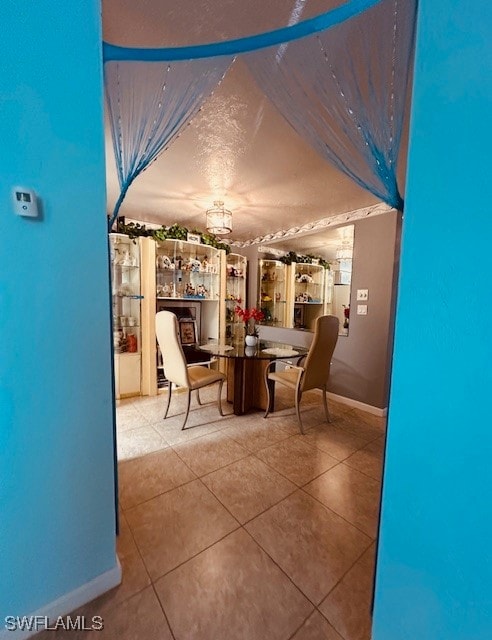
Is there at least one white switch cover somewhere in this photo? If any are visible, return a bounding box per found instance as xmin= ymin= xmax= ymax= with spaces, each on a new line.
xmin=357 ymin=289 xmax=369 ymax=301
xmin=357 ymin=304 xmax=368 ymax=315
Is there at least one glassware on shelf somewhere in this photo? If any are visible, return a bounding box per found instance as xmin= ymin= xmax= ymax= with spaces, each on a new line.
xmin=109 ymin=233 xmax=142 ymax=356
xmin=155 ymin=239 xmax=221 ymax=300
xmin=290 ymin=262 xmax=326 ymax=331
xmin=258 ymin=259 xmax=287 ymax=327
xmin=225 ymin=253 xmax=247 ymax=341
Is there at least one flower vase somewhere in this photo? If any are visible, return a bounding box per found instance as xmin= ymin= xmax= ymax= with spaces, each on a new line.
xmin=245 ymin=334 xmax=258 ymax=347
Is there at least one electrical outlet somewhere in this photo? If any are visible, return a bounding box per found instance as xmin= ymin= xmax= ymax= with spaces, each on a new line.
xmin=357 ymin=304 xmax=368 ymax=315
xmin=357 ymin=289 xmax=368 ymax=301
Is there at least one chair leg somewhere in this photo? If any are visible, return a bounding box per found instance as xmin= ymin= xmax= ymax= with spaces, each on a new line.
xmin=181 ymin=390 xmax=191 ymax=430
xmin=322 ymin=385 xmax=331 ymax=423
xmin=196 ymin=389 xmax=202 ymax=405
xmin=264 ymin=374 xmax=271 ymax=419
xmin=217 ymin=379 xmax=224 ymax=417
xmin=295 ymin=386 xmax=304 ymax=434
xmin=164 ymin=382 xmax=172 ymax=419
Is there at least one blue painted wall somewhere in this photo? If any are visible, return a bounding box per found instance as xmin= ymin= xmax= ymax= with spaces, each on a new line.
xmin=373 ymin=1 xmax=492 ymax=638
xmin=0 ymin=0 xmax=117 ymax=618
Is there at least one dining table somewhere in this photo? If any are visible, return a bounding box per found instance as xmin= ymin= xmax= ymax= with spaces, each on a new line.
xmin=197 ymin=339 xmax=308 ymax=416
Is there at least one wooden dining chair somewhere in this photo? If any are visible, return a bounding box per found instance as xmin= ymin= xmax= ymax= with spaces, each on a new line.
xmin=155 ymin=311 xmax=226 ymax=430
xmin=264 ymin=315 xmax=339 ymax=434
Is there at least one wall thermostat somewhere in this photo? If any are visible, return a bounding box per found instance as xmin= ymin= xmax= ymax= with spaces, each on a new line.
xmin=12 ymin=186 xmax=39 ymax=218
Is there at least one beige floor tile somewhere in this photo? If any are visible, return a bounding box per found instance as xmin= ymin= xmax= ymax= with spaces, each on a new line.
xmin=153 ymin=419 xmax=226 ymax=446
xmin=126 ymin=479 xmax=238 ymax=580
xmin=265 ymin=405 xmax=326 ymax=432
xmin=34 ymin=587 xmax=171 ymax=640
xmin=344 ymin=438 xmax=385 ymax=481
xmin=268 ymin=395 xmax=348 ymax=428
xmin=97 ymin=586 xmax=173 ymax=640
xmin=116 ymin=397 xmax=135 ymax=407
xmin=326 ymin=399 xmax=355 ymax=415
xmin=118 ymin=448 xmax=196 ymax=510
xmin=117 ymin=426 xmax=168 ymax=461
xmin=256 ymin=437 xmax=339 ymax=486
xmin=138 ymin=394 xmax=228 ymax=426
xmin=335 ymin=412 xmax=385 ymax=443
xmin=259 ymin=411 xmax=306 ymax=436
xmin=246 ymin=491 xmax=371 ymax=604
xmin=222 ymin=416 xmax=293 ymax=452
xmin=154 ymin=528 xmax=313 ymax=640
xmin=319 ymin=545 xmax=376 ymax=640
xmin=304 ymin=465 xmax=381 ymax=538
xmin=293 ymin=425 xmax=369 ymax=461
xmin=291 ymin=611 xmax=344 ymax=640
xmin=133 ymin=397 xmax=169 ymax=423
xmin=116 ymin=404 xmax=151 ymax=433
xmin=108 ymin=514 xmax=151 ymax=607
xmin=348 ymin=408 xmax=386 ymax=429
xmin=202 ymin=455 xmax=296 ymax=524
xmin=172 ymin=430 xmax=249 ymax=476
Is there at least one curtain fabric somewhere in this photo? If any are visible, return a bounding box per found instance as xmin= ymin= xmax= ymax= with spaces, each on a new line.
xmin=245 ymin=0 xmax=417 ymax=209
xmin=105 ymin=57 xmax=232 ymax=228
xmin=103 ymin=0 xmax=416 ymax=223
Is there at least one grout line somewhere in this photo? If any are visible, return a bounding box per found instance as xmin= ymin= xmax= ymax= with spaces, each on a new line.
xmin=201 ymin=454 xmax=300 ymax=528
xmin=116 ymin=397 xmax=383 ymax=635
xmin=169 ymin=438 xmax=252 ymax=478
xmin=147 ymin=523 xmax=242 ymax=586
xmin=240 ymin=526 xmax=319 ymax=609
xmin=286 ymin=610 xmax=316 ymax=640
xmin=121 ymin=476 xmax=198 ymax=513
xmin=341 ymin=457 xmax=383 ymax=483
xmin=316 ymin=540 xmax=376 ymax=607
xmin=151 ymin=583 xmax=177 ymax=640
xmin=299 ymin=483 xmax=379 ymax=541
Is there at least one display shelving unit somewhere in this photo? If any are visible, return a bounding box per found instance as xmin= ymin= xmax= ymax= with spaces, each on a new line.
xmin=287 ymin=262 xmax=326 ymax=330
xmin=258 ymin=259 xmax=287 ymax=327
xmin=225 ymin=253 xmax=247 ymax=341
xmin=109 ymin=233 xmax=143 ymax=398
xmin=138 ymin=237 xmax=226 ymax=395
xmin=329 ymin=257 xmax=352 ymax=335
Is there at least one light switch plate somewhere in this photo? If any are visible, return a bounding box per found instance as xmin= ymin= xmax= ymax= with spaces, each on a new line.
xmin=357 ymin=304 xmax=368 ymax=315
xmin=357 ymin=289 xmax=368 ymax=301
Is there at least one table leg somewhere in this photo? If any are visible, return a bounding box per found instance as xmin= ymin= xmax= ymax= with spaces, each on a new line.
xmin=226 ymin=357 xmax=275 ymax=415
xmin=227 ymin=358 xmax=247 ymax=415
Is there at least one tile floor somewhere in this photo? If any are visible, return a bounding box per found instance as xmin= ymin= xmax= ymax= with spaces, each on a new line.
xmin=39 ymin=386 xmax=385 ymax=640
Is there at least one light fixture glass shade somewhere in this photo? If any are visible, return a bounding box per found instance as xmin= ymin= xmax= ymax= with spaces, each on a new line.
xmin=206 ymin=200 xmax=232 ymax=235
xmin=335 ymin=246 xmax=353 ymax=260
xmin=335 ymin=239 xmax=353 ymax=260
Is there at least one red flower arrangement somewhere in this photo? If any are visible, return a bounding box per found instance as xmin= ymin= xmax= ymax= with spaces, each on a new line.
xmin=235 ymin=306 xmax=265 ymax=336
xmin=342 ymin=305 xmax=350 ymax=330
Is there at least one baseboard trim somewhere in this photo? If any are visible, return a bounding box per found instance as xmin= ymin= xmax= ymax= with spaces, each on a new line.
xmin=0 ymin=560 xmax=122 ymax=640
xmin=328 ymin=392 xmax=387 ymax=417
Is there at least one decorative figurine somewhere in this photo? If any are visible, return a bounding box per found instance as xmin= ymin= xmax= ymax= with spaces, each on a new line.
xmin=185 ymin=283 xmax=196 ymax=297
xmin=190 ymin=259 xmax=201 ymax=272
xmin=196 ymin=284 xmax=207 ymax=297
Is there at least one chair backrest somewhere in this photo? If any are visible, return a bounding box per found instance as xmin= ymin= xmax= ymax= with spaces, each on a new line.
xmin=155 ymin=311 xmax=190 ymax=388
xmin=301 ymin=315 xmax=339 ymax=391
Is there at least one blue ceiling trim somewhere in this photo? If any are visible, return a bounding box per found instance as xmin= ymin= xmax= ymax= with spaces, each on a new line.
xmin=103 ymin=0 xmax=383 ymax=62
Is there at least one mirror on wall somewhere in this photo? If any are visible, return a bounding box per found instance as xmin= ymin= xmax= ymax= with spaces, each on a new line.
xmin=260 ymin=224 xmax=354 ymax=336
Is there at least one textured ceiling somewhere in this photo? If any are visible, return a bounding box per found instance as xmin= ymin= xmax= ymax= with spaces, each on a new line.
xmin=102 ymin=0 xmax=402 ymax=242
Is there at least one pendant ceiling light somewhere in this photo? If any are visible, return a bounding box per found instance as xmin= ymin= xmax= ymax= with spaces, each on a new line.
xmin=206 ymin=200 xmax=232 ymax=235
